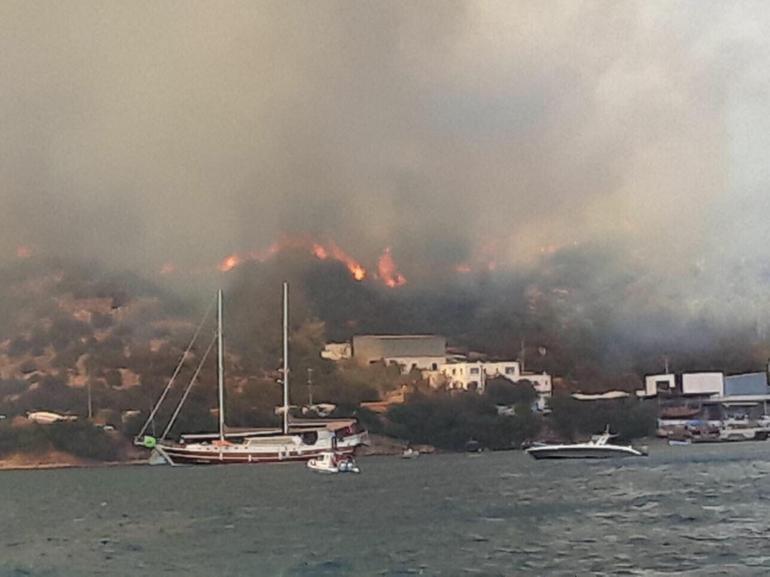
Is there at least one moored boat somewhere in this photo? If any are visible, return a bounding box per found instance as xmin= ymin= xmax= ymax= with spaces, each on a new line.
xmin=668 ymin=439 xmax=691 ymax=446
xmin=525 ymin=428 xmax=647 ymax=460
xmin=401 ymin=447 xmax=420 ymax=459
xmin=307 ymin=452 xmax=361 ymax=474
xmin=135 ymin=283 xmax=368 ymax=466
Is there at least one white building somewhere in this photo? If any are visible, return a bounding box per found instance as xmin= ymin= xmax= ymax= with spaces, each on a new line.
xmin=638 ymin=373 xmax=676 ymax=397
xmin=682 ymin=372 xmax=724 ymax=396
xmin=351 ymin=335 xmax=446 ymax=368
xmin=320 ymin=342 xmax=352 ymax=361
xmin=383 ymin=356 xmax=444 ymax=372
xmin=427 ymin=360 xmax=553 ymax=410
xmin=636 ymin=372 xmax=726 ymax=398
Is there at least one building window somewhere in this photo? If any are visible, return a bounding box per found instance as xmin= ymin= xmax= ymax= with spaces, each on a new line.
xmin=452 ymin=368 xmax=456 ymax=376
xmin=505 ymin=366 xmax=516 ymax=375
xmin=470 ymin=367 xmax=480 ymax=375
xmin=431 ymin=363 xmax=438 ymax=370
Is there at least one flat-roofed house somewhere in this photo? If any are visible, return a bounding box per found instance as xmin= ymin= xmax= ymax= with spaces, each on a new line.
xmin=351 ymin=335 xmax=447 ymax=371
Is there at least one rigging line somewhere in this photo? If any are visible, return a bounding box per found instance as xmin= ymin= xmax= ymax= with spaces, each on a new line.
xmin=135 ymin=295 xmax=216 ymax=441
xmin=161 ymin=332 xmax=217 ymax=440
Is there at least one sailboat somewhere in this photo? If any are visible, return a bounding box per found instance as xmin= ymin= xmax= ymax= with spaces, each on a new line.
xmin=134 ymin=283 xmax=368 ymax=465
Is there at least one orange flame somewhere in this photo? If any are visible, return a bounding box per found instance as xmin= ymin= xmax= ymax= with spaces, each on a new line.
xmin=218 ymin=236 xmax=367 ymax=281
xmin=320 ymin=240 xmax=367 ymax=281
xmin=377 ymin=247 xmax=407 ymax=288
xmin=219 ymin=254 xmax=243 ymax=272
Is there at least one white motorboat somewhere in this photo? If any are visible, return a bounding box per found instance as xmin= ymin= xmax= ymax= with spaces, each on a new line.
xmin=307 ymin=452 xmax=360 ymax=474
xmin=525 ymin=428 xmax=647 ymax=460
xmin=401 ymin=447 xmax=420 ymax=459
xmin=668 ymin=439 xmax=691 ymax=446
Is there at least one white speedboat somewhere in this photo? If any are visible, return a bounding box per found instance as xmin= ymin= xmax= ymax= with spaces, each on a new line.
xmin=307 ymin=452 xmax=360 ymax=474
xmin=525 ymin=429 xmax=647 ymax=460
xmin=401 ymin=447 xmax=420 ymax=459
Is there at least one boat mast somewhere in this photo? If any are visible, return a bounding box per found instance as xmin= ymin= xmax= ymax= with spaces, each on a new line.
xmin=217 ymin=289 xmax=226 ymax=442
xmin=282 ymin=281 xmax=289 ymax=435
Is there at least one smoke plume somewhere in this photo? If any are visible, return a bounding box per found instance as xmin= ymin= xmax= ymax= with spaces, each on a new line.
xmin=2 ymin=1 xmax=770 ymax=325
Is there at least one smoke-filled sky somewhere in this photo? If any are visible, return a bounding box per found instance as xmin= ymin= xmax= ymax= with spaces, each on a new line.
xmin=2 ymin=1 xmax=770 ymax=288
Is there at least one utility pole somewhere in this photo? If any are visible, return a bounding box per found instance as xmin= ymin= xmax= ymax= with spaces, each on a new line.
xmin=282 ymin=282 xmax=289 ymax=435
xmin=307 ymin=368 xmax=314 ymax=406
xmin=520 ymin=338 xmax=526 ymax=373
xmin=87 ymin=379 xmax=93 ymax=420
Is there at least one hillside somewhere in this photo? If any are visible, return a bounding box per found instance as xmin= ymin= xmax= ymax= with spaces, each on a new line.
xmin=1 ymin=249 xmax=769 ymax=463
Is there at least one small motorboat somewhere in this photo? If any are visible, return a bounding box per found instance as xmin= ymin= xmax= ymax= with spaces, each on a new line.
xmin=401 ymin=447 xmax=420 ymax=459
xmin=307 ymin=452 xmax=361 ymax=474
xmin=525 ymin=427 xmax=647 ymax=460
xmin=668 ymin=439 xmax=691 ymax=446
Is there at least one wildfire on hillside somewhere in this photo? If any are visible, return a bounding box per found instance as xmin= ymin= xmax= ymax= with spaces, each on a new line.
xmin=218 ymin=236 xmax=368 ymax=281
xmin=311 ymin=240 xmax=367 ymax=281
xmin=219 ymin=254 xmax=243 ymax=273
xmin=377 ymin=247 xmax=407 ymax=288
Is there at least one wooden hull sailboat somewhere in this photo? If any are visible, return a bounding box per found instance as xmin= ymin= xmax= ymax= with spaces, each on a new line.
xmin=150 ymin=422 xmax=367 ymax=465
xmin=136 ymin=283 xmax=368 ymax=466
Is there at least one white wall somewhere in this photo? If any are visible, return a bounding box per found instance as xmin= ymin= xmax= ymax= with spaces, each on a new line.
xmin=682 ymin=372 xmax=724 ymax=396
xmin=432 ymin=361 xmax=552 ymax=410
xmin=383 ymin=356 xmax=445 ymax=373
xmin=644 ymin=373 xmax=676 ymax=396
xmin=320 ymin=343 xmax=351 ymax=361
xmin=438 ymin=361 xmax=485 ymax=390
xmin=484 ymin=362 xmax=521 ymax=380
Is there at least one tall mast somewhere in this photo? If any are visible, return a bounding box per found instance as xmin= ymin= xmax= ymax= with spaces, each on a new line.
xmin=282 ymin=281 xmax=289 ymax=435
xmin=217 ymin=289 xmax=225 ymax=441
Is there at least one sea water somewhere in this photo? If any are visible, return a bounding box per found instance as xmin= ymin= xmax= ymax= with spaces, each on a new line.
xmin=2 ymin=443 xmax=770 ymax=576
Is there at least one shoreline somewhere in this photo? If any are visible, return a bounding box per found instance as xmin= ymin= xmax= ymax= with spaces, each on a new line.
xmin=0 ymin=435 xmax=434 ymax=471
xmin=0 ymin=436 xmax=665 ymax=471
xmin=0 ymin=451 xmax=149 ymax=472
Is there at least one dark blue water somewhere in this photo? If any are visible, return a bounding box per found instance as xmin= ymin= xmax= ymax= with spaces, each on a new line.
xmin=2 ymin=443 xmax=770 ymax=576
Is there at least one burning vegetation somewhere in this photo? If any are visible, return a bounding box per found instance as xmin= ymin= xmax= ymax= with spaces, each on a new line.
xmin=218 ymin=236 xmax=368 ymax=282
xmin=376 ymin=247 xmax=407 ymax=288
xmin=2 ymin=242 xmax=770 ymax=461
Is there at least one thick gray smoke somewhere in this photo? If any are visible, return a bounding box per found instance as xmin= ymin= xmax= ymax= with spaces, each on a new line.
xmin=1 ymin=1 xmax=770 ymax=313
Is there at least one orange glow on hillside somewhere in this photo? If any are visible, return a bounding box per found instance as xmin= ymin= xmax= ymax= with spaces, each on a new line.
xmin=377 ymin=247 xmax=407 ymax=288
xmin=219 ymin=254 xmax=243 ymax=272
xmin=318 ymin=240 xmax=367 ymax=281
xmin=218 ymin=236 xmax=367 ymax=281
